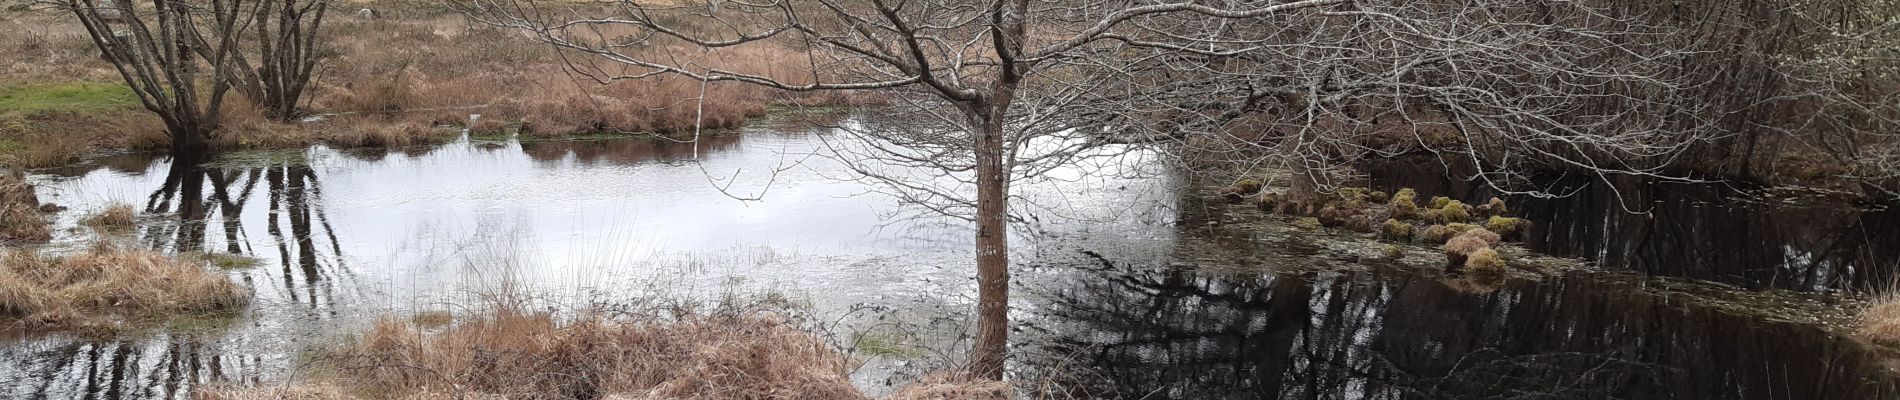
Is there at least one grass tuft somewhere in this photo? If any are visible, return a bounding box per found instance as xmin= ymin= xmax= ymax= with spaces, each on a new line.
xmin=0 ymin=243 xmax=248 ymax=329
xmin=410 ymin=310 xmax=452 ymax=328
xmin=1860 ymin=294 xmax=1900 ymax=347
xmin=888 ymin=373 xmax=1011 ymax=400
xmin=0 ymin=171 xmax=47 ymax=242
xmin=80 ymin=203 xmax=136 ymax=230
xmin=287 ymin=306 xmax=869 ymax=399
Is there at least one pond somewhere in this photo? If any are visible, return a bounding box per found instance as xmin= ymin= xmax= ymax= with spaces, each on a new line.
xmin=0 ymin=118 xmax=1895 ymax=399
xmin=1367 ymin=157 xmax=1900 ymax=293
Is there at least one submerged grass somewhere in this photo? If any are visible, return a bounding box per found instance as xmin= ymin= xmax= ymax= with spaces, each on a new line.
xmin=199 ymin=252 xmax=263 ymax=270
xmin=0 ymin=243 xmax=248 ymax=330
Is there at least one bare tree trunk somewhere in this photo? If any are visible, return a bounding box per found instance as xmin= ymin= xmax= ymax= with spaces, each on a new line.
xmin=969 ymin=106 xmax=1011 ymax=380
xmin=1287 ymin=161 xmax=1320 ymax=202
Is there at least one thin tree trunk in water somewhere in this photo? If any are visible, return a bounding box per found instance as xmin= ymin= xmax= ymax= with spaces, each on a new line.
xmin=1287 ymin=161 xmax=1320 ymax=203
xmin=969 ymin=109 xmax=1011 ymax=380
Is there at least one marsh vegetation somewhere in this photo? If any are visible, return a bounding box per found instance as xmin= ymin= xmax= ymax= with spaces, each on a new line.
xmin=0 ymin=0 xmax=1898 ymax=399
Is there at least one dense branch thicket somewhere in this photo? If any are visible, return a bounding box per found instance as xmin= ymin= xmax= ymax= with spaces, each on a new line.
xmin=1642 ymin=0 xmax=1900 ymax=195
xmin=1140 ymin=0 xmax=1900 ymax=197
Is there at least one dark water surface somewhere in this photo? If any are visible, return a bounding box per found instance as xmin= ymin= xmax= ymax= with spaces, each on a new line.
xmin=1016 ymin=203 xmax=1900 ymax=399
xmin=0 ymin=124 xmax=1894 ymax=399
xmin=1367 ymin=157 xmax=1900 ymax=293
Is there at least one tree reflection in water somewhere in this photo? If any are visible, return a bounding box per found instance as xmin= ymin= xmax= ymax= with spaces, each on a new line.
xmin=1365 ymin=156 xmax=1900 ymax=293
xmin=1018 ymin=249 xmax=1900 ymax=399
xmin=141 ymin=153 xmax=349 ymax=310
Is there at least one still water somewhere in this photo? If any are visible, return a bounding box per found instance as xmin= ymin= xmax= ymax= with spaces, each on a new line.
xmin=0 ymin=119 xmax=1894 ymax=399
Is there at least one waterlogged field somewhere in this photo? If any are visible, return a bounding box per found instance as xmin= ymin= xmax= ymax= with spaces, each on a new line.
xmin=0 ymin=116 xmax=1897 ymax=399
xmin=0 ymin=117 xmax=1179 ymax=398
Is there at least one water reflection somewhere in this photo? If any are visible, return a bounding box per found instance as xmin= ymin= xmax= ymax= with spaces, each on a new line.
xmin=1366 ymin=157 xmax=1900 ymax=292
xmin=5 ymin=333 xmax=271 ymax=400
xmin=9 ymin=131 xmax=1893 ymax=399
xmin=8 ymin=121 xmax=1175 ymax=398
xmin=1022 ymin=245 xmax=1900 ymax=399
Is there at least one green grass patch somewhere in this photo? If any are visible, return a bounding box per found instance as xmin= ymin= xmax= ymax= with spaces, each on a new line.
xmin=0 ymin=82 xmax=140 ymax=115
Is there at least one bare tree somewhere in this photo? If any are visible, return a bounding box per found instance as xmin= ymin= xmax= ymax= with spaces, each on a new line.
xmin=52 ymin=0 xmax=329 ymax=153
xmin=222 ymin=0 xmax=329 ymax=121
xmin=452 ymin=0 xmax=1717 ymax=379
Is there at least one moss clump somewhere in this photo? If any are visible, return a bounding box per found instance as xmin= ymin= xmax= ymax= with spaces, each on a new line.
xmin=1418 ymin=224 xmax=1454 ymax=244
xmin=1234 ymin=178 xmax=1263 ymax=195
xmin=1343 ymin=216 xmax=1377 ymax=233
xmin=1465 ymin=248 xmax=1506 ymax=273
xmin=1388 ymin=188 xmax=1422 ymax=220
xmin=1335 ymin=187 xmax=1371 ymax=203
xmin=1292 ymin=217 xmax=1323 ymax=230
xmin=1477 ymin=197 xmax=1509 ymax=216
xmin=1455 ymin=227 xmax=1501 ymax=246
xmin=1367 ymin=190 xmax=1389 ymax=204
xmin=1444 ymin=228 xmax=1504 ymax=271
xmin=1439 ymin=200 xmax=1472 ymax=223
xmin=1255 ymin=192 xmax=1282 ymax=213
xmin=1318 ymin=206 xmax=1357 ymax=227
xmin=1383 ymin=244 xmax=1406 ymax=260
xmin=1429 ymin=196 xmax=1453 ymax=209
xmin=1486 ymin=216 xmax=1527 ymax=237
xmin=1381 ymin=219 xmax=1413 ymax=241
xmin=1422 ymin=208 xmax=1445 ymax=224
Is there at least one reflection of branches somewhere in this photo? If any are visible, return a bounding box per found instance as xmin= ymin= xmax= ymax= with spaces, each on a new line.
xmin=138 ymin=155 xmax=350 ymax=307
xmin=1015 ymin=242 xmax=1898 ymax=399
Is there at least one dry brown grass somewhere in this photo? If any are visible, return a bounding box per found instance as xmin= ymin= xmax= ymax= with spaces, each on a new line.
xmin=1860 ymin=292 xmax=1900 ymax=347
xmin=0 ymin=5 xmax=877 ymax=167
xmin=275 ymin=306 xmax=869 ymax=399
xmin=203 ymin=298 xmax=1016 ymax=400
xmin=0 ymin=243 xmax=248 ymax=329
xmin=1443 ymin=228 xmax=1504 ymax=271
xmin=1465 ymin=248 xmax=1506 ymax=274
xmin=0 ymin=171 xmax=48 ymax=243
xmin=887 ymin=373 xmax=1011 ymax=400
xmin=81 ymin=203 xmax=137 ymax=231
xmin=196 ymin=385 xmax=355 ymax=400
xmin=306 ymin=13 xmax=875 ymax=140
